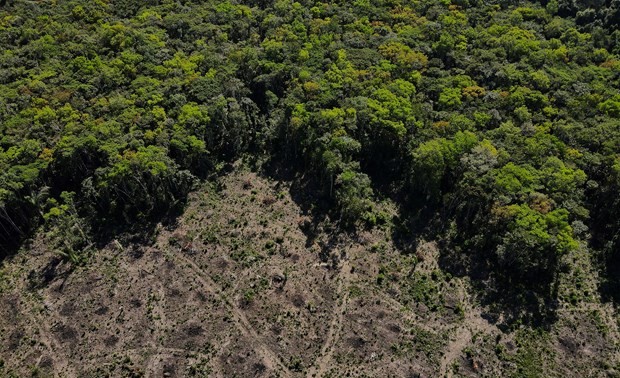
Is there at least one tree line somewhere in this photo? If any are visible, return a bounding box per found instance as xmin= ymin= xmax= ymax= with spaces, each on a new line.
xmin=1 ymin=0 xmax=619 ymax=310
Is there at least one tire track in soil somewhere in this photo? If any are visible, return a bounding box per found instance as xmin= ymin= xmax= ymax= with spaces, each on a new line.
xmin=438 ymin=287 xmax=496 ymax=378
xmin=306 ymin=258 xmax=353 ymax=378
xmin=82 ymin=346 xmax=212 ymax=377
xmin=438 ymin=325 xmax=472 ymax=378
xmin=380 ymin=295 xmax=446 ymax=335
xmin=171 ymin=252 xmax=292 ymax=377
xmin=145 ymin=282 xmax=169 ymax=352
xmin=139 ymin=347 xmax=212 ymax=377
xmin=14 ymin=286 xmax=77 ymax=376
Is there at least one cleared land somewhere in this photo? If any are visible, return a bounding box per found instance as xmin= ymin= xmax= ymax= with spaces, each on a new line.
xmin=1 ymin=168 xmax=618 ymax=377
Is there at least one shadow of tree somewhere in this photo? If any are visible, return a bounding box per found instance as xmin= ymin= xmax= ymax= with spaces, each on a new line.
xmin=392 ymin=198 xmax=560 ymax=330
xmin=260 ymin=155 xmax=333 ymax=247
xmin=598 ymin=241 xmax=620 ymax=304
xmin=1 ymin=212 xmax=39 ymax=262
xmin=437 ymin=238 xmax=560 ymax=329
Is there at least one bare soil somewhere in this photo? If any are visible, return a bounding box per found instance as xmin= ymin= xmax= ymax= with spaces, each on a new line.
xmin=0 ymin=167 xmax=618 ymax=377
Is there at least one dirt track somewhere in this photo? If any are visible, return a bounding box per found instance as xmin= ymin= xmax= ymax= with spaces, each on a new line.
xmin=1 ymin=169 xmax=617 ymax=377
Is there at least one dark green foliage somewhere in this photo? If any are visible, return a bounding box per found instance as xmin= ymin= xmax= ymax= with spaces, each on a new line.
xmin=1 ymin=0 xmax=620 ymax=316
xmin=43 ymin=191 xmax=92 ymax=265
xmin=85 ymin=146 xmax=195 ymax=223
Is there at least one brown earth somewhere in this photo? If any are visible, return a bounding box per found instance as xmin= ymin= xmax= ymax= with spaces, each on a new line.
xmin=0 ymin=167 xmax=618 ymax=377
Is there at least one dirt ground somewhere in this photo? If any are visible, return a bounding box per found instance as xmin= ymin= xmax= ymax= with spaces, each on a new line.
xmin=1 ymin=168 xmax=618 ymax=377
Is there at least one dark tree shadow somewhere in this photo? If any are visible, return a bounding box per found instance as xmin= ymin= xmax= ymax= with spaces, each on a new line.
xmin=0 ymin=235 xmax=31 ymax=262
xmin=260 ymin=155 xmax=333 ymax=248
xmin=0 ymin=178 xmax=196 ymax=291
xmin=585 ymin=176 xmax=620 ymax=306
xmin=1 ymin=237 xmax=26 ymax=261
xmin=598 ymin=240 xmax=620 ymax=304
xmin=0 ymin=206 xmax=39 ymax=263
xmin=389 ymin=188 xmax=448 ymax=257
xmin=391 ymin=194 xmax=560 ymax=330
xmin=473 ymin=273 xmax=559 ymax=330
xmin=437 ymin=235 xmax=560 ymax=329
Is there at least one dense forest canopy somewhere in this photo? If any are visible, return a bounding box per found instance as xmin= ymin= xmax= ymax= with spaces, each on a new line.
xmin=0 ymin=0 xmax=619 ymax=314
